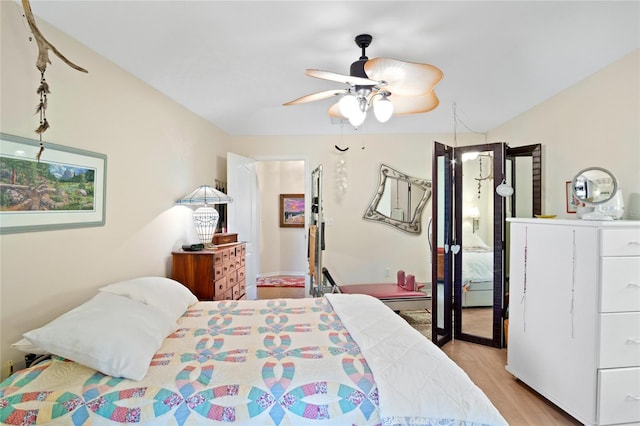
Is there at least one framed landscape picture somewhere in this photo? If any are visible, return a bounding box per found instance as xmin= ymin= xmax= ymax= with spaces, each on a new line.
xmin=279 ymin=193 xmax=304 ymax=228
xmin=0 ymin=133 xmax=107 ymax=234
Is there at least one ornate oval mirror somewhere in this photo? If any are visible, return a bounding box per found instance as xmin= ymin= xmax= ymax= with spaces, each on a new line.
xmin=363 ymin=164 xmax=432 ymax=234
xmin=572 ymin=167 xmax=617 ymax=205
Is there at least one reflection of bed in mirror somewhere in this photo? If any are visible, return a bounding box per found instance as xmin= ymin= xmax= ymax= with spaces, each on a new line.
xmin=461 ymin=233 xmax=493 ymax=308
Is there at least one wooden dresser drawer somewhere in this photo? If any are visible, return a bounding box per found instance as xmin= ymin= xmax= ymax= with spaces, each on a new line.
xmin=599 ymin=312 xmax=640 ymax=368
xmin=224 ymin=288 xmax=234 ymax=300
xmin=227 ymin=271 xmax=237 ymax=289
xmin=598 ymin=367 xmax=640 ymax=425
xmin=214 ymin=276 xmax=227 ymax=296
xmin=221 ymin=261 xmax=232 ymax=277
xmin=232 ymin=284 xmax=241 ymax=299
xmin=214 ymin=264 xmax=224 ymax=279
xmin=213 ymin=251 xmax=225 ymax=267
xmin=600 ymin=257 xmax=640 ymax=312
xmin=237 ymin=266 xmax=246 ymax=282
xmin=601 ymin=228 xmax=640 ymax=257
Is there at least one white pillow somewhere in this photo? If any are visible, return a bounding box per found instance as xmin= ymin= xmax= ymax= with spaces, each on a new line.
xmin=99 ymin=276 xmax=197 ymax=321
xmin=463 ymin=232 xmax=491 ymax=249
xmin=24 ymin=292 xmax=177 ymax=381
xmin=11 ymin=337 xmax=49 ymax=355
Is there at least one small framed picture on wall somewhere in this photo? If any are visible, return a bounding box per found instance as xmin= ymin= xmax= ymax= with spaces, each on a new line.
xmin=566 ymin=181 xmax=579 ymax=213
xmin=279 ymin=194 xmax=305 ymax=228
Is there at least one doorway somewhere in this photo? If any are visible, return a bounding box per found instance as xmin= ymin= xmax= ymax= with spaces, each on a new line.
xmin=227 ymin=153 xmax=310 ymax=299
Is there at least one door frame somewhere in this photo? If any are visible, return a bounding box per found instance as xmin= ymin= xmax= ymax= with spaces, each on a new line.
xmin=431 ymin=142 xmax=454 ymax=347
xmin=229 ymin=154 xmax=311 ymax=296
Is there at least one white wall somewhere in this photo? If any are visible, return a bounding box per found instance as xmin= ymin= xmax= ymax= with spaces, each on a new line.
xmin=0 ymin=3 xmax=232 ymax=371
xmin=256 ymin=160 xmax=306 ymax=276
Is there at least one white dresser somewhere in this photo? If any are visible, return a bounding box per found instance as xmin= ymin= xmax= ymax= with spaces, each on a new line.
xmin=506 ymin=218 xmax=640 ymax=426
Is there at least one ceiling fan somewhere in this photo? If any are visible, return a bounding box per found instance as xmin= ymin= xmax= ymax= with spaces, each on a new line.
xmin=283 ymin=34 xmax=443 ymax=127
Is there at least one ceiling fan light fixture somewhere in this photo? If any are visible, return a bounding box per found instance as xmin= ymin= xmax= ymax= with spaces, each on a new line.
xmin=339 ymin=94 xmax=359 ymax=118
xmin=348 ymin=108 xmax=366 ymax=127
xmin=285 ymin=34 xmax=443 ymax=128
xmin=373 ymin=94 xmax=394 ymax=123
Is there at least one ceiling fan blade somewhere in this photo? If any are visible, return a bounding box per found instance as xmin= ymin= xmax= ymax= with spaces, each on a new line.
xmin=327 ymin=102 xmax=345 ymax=119
xmin=306 ymin=69 xmax=379 ymax=87
xmin=389 ymin=91 xmax=440 ymax=115
xmin=365 ymin=58 xmax=443 ymax=96
xmin=283 ymin=89 xmax=347 ymax=106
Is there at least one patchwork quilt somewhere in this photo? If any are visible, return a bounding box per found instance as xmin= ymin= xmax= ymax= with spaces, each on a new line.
xmin=0 ymin=295 xmax=507 ymax=426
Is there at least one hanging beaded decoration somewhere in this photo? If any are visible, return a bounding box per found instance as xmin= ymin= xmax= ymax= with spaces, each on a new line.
xmin=20 ymin=0 xmax=88 ymax=162
xmin=34 ymin=71 xmax=49 ymax=162
xmin=477 ymin=156 xmax=483 ymax=199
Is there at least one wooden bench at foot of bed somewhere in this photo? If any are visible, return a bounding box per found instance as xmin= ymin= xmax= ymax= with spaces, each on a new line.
xmin=338 ymin=283 xmax=430 ymax=311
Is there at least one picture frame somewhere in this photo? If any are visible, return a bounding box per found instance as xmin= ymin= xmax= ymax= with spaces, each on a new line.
xmin=566 ymin=180 xmax=579 ymax=214
xmin=279 ymin=193 xmax=304 ymax=228
xmin=0 ymin=132 xmax=107 ymax=234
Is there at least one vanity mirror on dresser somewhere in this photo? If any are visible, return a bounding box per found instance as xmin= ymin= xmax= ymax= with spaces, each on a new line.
xmin=506 ymin=218 xmax=640 ymax=426
xmin=172 ymin=242 xmax=247 ymax=301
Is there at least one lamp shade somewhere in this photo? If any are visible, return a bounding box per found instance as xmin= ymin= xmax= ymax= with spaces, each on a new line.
xmin=177 ymin=185 xmax=233 ymax=246
xmin=176 ymin=185 xmax=233 ymax=206
xmin=465 ymin=206 xmax=480 ymax=218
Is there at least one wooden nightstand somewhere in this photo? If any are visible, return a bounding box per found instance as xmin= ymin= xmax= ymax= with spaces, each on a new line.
xmin=172 ymin=242 xmax=246 ymax=301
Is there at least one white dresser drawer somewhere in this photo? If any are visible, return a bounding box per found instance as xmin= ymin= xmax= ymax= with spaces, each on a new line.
xmin=601 ymin=228 xmax=640 ymax=256
xmin=600 ymin=257 xmax=640 ymax=312
xmin=598 ymin=367 xmax=640 ymax=425
xmin=599 ymin=312 xmax=640 ymax=368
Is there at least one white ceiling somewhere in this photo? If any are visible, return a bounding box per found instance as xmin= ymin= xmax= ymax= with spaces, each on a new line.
xmin=27 ymin=1 xmax=640 ymax=136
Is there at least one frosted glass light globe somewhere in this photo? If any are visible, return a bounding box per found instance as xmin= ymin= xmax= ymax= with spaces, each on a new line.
xmin=373 ymin=97 xmax=394 ymax=122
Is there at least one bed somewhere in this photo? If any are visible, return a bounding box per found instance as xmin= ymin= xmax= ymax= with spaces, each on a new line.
xmin=460 ymin=233 xmax=494 ymax=308
xmin=1 ymin=277 xmax=507 ymax=426
xmin=461 ymin=248 xmax=494 ymax=307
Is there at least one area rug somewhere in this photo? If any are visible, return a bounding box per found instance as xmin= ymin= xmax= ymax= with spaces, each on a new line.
xmin=398 ymin=309 xmax=432 ymax=340
xmin=256 ymin=275 xmax=305 ymax=288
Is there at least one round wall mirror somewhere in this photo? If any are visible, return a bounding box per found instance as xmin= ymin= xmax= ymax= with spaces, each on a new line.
xmin=571 ymin=167 xmax=617 ymax=205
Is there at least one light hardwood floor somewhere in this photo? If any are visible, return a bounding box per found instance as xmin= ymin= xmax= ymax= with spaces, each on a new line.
xmin=256 ymin=286 xmax=305 ymax=299
xmin=441 ymin=340 xmax=582 ymax=425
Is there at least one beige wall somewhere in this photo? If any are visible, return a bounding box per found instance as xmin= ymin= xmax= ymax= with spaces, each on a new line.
xmin=489 ymin=50 xmax=640 ymax=218
xmin=0 ymin=3 xmax=232 ymax=371
xmin=256 ymin=160 xmax=306 ymax=276
xmin=229 ymin=132 xmax=485 ymax=289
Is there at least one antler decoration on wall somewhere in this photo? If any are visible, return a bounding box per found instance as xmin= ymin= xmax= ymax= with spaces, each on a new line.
xmin=21 ymin=0 xmax=88 ymax=161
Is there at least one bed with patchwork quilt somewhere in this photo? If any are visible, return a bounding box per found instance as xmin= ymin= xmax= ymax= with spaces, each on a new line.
xmin=0 ymin=277 xmax=507 ymax=425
